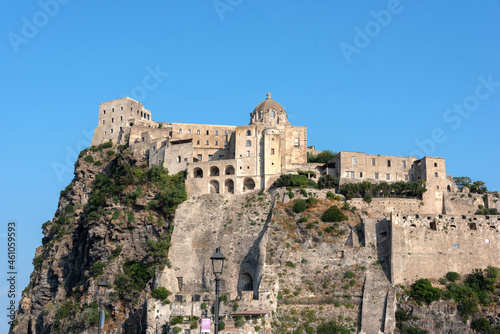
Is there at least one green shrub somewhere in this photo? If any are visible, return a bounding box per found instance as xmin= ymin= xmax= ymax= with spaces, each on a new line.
xmin=298 ymin=217 xmax=307 ymax=223
xmin=305 ymin=197 xmax=317 ymax=208
xmin=307 ymin=150 xmax=337 ymax=163
xmin=254 ymin=325 xmax=262 ymax=331
xmin=173 ymin=327 xmax=182 ymax=333
xmin=219 ymin=321 xmax=225 ymax=330
xmin=349 ymin=279 xmax=356 ymax=286
xmin=99 ymin=141 xmax=113 ymax=149
xmin=318 ymin=174 xmax=338 ymax=189
xmin=321 ymin=206 xmax=348 ymax=222
xmin=300 ymin=189 xmax=308 ymax=197
xmin=324 ymin=226 xmax=335 ymax=233
xmin=286 ymin=261 xmax=296 ymax=268
xmin=445 ymin=272 xmax=460 ymax=282
xmin=293 ymin=199 xmax=307 ymax=213
xmin=344 ymin=271 xmax=355 ymax=279
xmin=90 ymin=261 xmax=105 ymax=277
xmin=410 ymin=279 xmax=441 ymax=305
xmin=288 ymin=191 xmax=295 ymax=199
xmin=400 ymin=323 xmax=428 ymax=334
xmin=151 ymin=287 xmax=171 ymax=300
xmin=326 ymin=191 xmax=335 ymax=199
xmin=363 ymin=194 xmax=372 ymax=203
xmin=171 ymin=316 xmax=184 ymax=325
xmin=471 ymin=318 xmax=492 ymax=334
xmin=84 ymin=155 xmax=94 ymax=163
xmin=235 ymin=318 xmax=245 ymax=327
xmin=306 ymin=222 xmax=314 ymax=229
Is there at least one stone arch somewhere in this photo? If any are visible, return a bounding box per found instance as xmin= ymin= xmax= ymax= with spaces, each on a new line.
xmin=209 ymin=180 xmax=219 ymax=194
xmin=225 ymin=179 xmax=234 ymax=194
xmin=238 ymin=273 xmax=253 ymax=292
xmin=194 ymin=168 xmax=203 ymax=178
xmin=225 ymin=165 xmax=235 ymax=175
xmin=243 ymin=178 xmax=255 ymax=191
xmin=210 ymin=166 xmax=220 ymax=177
xmin=447 ymin=185 xmax=451 ymax=192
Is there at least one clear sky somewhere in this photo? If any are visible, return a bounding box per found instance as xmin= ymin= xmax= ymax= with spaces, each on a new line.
xmin=1 ymin=1 xmax=499 ymax=330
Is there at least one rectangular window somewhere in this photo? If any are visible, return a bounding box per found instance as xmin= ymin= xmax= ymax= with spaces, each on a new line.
xmin=188 ymin=129 xmax=191 ymax=134
xmin=402 ymin=161 xmax=406 ymax=168
xmin=271 ymin=148 xmax=275 ymax=155
xmin=352 ymin=157 xmax=357 ymax=165
xmin=224 ymin=131 xmax=227 ymax=136
xmin=371 ymin=158 xmax=376 ymax=166
xmin=350 ymin=172 xmax=355 ymax=178
xmin=215 ymin=141 xmax=218 ymax=146
xmin=102 ymin=120 xmax=105 ymax=124
xmin=216 ymin=130 xmax=219 ymax=136
xmin=405 ymin=174 xmax=409 ymax=181
xmin=179 ymin=129 xmax=182 ymax=134
xmin=434 ymin=172 xmax=438 ymax=177
xmin=359 ymin=172 xmax=363 ymax=178
xmin=247 ymin=151 xmax=251 ymax=157
xmin=387 ymin=160 xmax=391 ymax=167
xmin=206 ymin=130 xmax=209 ymax=135
xmin=120 ymin=116 xmax=123 ymax=121
xmin=294 ymin=138 xmax=299 ymax=147
xmin=375 ymin=173 xmax=379 ymax=179
xmin=177 ymin=156 xmax=181 ymax=163
xmin=345 ymin=171 xmax=349 ymax=177
xmin=219 ymin=155 xmax=224 ymax=160
xmin=112 ymin=108 xmax=114 ymax=112
xmin=197 ymin=154 xmax=202 ymax=161
xmin=208 ymin=155 xmax=213 ymax=161
xmin=206 ymin=141 xmax=209 ymax=145
xmin=111 ymin=118 xmax=114 ymax=123
xmin=103 ymin=110 xmax=106 ymax=114
xmin=121 ymin=106 xmax=123 ymax=110
xmin=197 ymin=130 xmax=200 ymax=135
xmin=110 ymin=128 xmax=113 ymax=133
xmin=224 ymin=141 xmax=228 ymax=146
xmin=386 ymin=174 xmax=390 ymax=180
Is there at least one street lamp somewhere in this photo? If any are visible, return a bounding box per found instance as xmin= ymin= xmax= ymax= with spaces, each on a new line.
xmin=97 ymin=278 xmax=107 ymax=334
xmin=210 ymin=248 xmax=226 ymax=334
xmin=155 ymin=315 xmax=159 ymax=334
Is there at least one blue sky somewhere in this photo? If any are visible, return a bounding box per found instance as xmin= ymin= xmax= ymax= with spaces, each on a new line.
xmin=1 ymin=1 xmax=499 ymax=330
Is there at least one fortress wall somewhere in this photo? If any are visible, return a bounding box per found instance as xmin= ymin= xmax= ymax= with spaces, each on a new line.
xmin=443 ymin=192 xmax=486 ymax=215
xmin=391 ymin=213 xmax=500 ymax=285
xmin=348 ymin=198 xmax=422 ymax=216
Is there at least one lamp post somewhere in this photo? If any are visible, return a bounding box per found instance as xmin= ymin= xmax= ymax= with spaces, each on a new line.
xmin=210 ymin=247 xmax=226 ymax=334
xmin=202 ymin=295 xmax=210 ymax=318
xmin=97 ymin=278 xmax=107 ymax=334
xmin=155 ymin=315 xmax=159 ymax=334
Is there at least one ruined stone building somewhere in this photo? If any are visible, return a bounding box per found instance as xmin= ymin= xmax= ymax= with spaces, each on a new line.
xmin=91 ymin=94 xmax=308 ymax=195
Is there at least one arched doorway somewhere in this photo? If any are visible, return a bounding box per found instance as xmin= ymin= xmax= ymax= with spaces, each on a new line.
xmin=194 ymin=168 xmax=203 ymax=178
xmin=238 ymin=273 xmax=253 ymax=292
xmin=225 ymin=165 xmax=235 ymax=175
xmin=225 ymin=179 xmax=234 ymax=194
xmin=209 ymin=180 xmax=219 ymax=194
xmin=210 ymin=166 xmax=220 ymax=177
xmin=243 ymin=178 xmax=255 ymax=192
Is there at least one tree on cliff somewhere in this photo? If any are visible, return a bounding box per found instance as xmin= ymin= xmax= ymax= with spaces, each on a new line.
xmin=307 ymin=150 xmax=338 ymax=163
xmin=453 ymin=176 xmax=488 ymax=194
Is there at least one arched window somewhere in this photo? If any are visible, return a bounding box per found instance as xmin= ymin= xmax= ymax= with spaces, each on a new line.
xmin=246 ymin=130 xmax=251 ymax=136
xmin=193 ymin=168 xmax=203 ymax=178
xmin=246 ymin=140 xmax=251 ymax=147
xmin=270 ymin=110 xmax=275 ymax=119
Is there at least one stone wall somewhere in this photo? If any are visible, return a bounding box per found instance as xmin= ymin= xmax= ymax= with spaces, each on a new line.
xmin=391 ymin=212 xmax=500 ymax=285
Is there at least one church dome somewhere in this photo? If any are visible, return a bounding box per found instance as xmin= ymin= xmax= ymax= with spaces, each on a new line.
xmin=254 ymin=93 xmax=285 ymax=112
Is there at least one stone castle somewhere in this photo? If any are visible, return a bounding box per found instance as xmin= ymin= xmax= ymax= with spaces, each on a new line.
xmin=91 ymin=95 xmax=456 ymax=203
